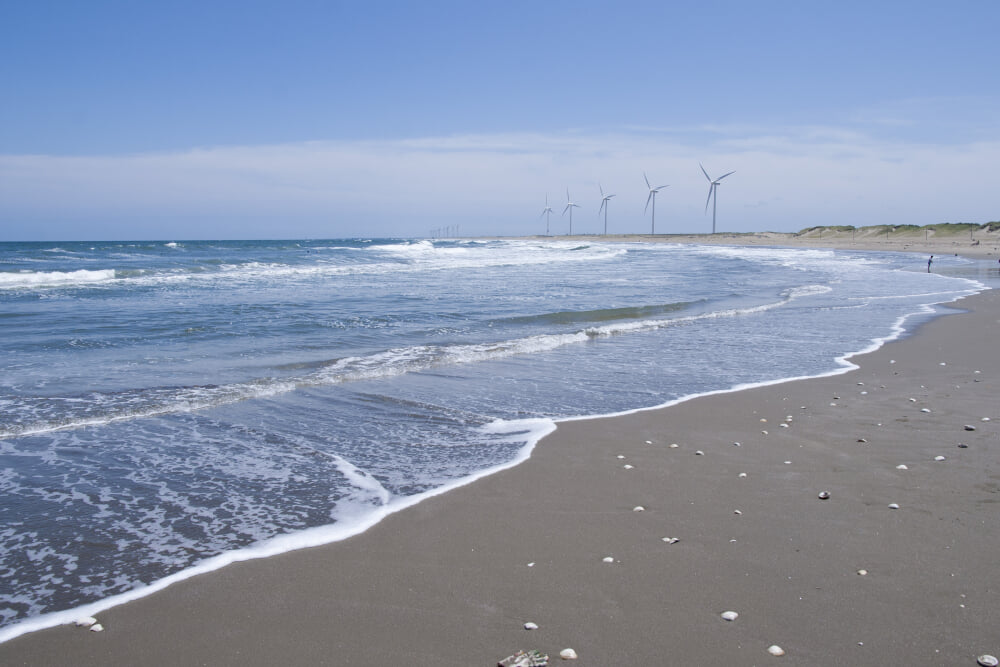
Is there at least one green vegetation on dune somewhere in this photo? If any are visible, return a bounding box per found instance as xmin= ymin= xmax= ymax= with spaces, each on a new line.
xmin=796 ymin=221 xmax=999 ymax=236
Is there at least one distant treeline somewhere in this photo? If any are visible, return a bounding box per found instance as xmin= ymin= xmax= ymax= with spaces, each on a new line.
xmin=796 ymin=221 xmax=1000 ymax=235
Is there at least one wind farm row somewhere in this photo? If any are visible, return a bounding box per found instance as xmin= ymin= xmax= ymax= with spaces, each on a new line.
xmin=541 ymin=164 xmax=735 ymax=236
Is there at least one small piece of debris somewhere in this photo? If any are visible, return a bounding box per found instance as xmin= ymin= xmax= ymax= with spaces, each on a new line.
xmin=888 ymin=503 xmax=900 ymax=510
xmin=662 ymin=537 xmax=680 ymax=544
xmin=602 ymin=556 xmax=614 ymax=563
xmin=767 ymin=645 xmax=785 ymax=657
xmin=523 ymin=622 xmax=539 ymax=630
xmin=818 ymin=491 xmax=830 ymax=500
xmin=920 ymin=408 xmax=932 ymax=413
xmin=958 ymin=443 xmax=968 ymax=449
xmin=934 ymin=455 xmax=946 ymax=462
xmin=527 ymin=562 xmax=535 ymax=567
xmin=721 ymin=611 xmax=739 ymax=621
xmin=896 ymin=464 xmax=908 ymax=470
xmin=90 ymin=624 xmax=104 ymax=633
xmin=633 ymin=506 xmax=645 ymax=512
xmin=644 ymin=440 xmax=653 ymax=444
xmin=761 ymin=430 xmax=769 ymax=435
xmin=498 ymin=649 xmax=549 ymax=667
xmin=857 ymin=569 xmax=868 ymax=576
xmin=623 ymin=464 xmax=634 ymax=470
xmin=616 ymin=455 xmax=625 ymax=459
xmin=964 ymin=425 xmax=977 ymax=431
xmin=857 ymin=438 xmax=867 ymax=443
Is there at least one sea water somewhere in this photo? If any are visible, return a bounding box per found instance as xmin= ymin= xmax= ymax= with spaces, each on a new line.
xmin=0 ymin=238 xmax=988 ymax=638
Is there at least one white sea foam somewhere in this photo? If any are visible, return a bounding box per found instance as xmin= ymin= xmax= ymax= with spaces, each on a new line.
xmin=0 ymin=269 xmax=116 ymax=289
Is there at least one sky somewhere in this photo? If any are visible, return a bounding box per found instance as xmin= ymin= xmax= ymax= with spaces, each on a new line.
xmin=1 ymin=0 xmax=998 ymax=241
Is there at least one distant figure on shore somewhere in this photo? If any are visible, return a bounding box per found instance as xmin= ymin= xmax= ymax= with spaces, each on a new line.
xmin=927 ymin=255 xmax=933 ymax=272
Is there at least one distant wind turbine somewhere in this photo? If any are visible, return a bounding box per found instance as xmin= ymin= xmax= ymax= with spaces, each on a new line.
xmin=644 ymin=173 xmax=669 ymax=234
xmin=540 ymin=194 xmax=554 ymax=235
xmin=563 ymin=188 xmax=580 ymax=235
xmin=598 ymin=184 xmax=616 ymax=235
xmin=701 ymin=164 xmax=735 ymax=234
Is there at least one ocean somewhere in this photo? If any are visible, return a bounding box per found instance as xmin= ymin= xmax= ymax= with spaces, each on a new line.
xmin=0 ymin=238 xmax=989 ymax=639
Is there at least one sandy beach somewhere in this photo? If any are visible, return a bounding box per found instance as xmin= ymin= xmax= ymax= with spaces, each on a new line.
xmin=2 ymin=244 xmax=998 ymax=666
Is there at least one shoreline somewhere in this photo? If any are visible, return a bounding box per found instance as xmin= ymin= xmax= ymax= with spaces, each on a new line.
xmin=2 ymin=249 xmax=998 ymax=665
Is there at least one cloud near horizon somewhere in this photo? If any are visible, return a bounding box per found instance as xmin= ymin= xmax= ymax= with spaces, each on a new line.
xmin=1 ymin=124 xmax=997 ymax=241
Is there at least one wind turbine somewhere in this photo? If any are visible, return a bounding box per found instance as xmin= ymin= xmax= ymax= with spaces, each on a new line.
xmin=563 ymin=188 xmax=580 ymax=235
xmin=643 ymin=173 xmax=669 ymax=234
xmin=598 ymin=184 xmax=616 ymax=235
xmin=540 ymin=194 xmax=554 ymax=235
xmin=701 ymin=164 xmax=735 ymax=234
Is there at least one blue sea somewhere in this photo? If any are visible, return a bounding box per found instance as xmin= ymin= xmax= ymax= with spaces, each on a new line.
xmin=0 ymin=238 xmax=991 ymax=639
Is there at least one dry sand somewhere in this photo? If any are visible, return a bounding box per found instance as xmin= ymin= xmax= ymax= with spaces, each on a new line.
xmin=1 ymin=249 xmax=998 ymax=666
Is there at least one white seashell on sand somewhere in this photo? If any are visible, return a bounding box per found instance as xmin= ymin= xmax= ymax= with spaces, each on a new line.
xmin=602 ymin=556 xmax=614 ymax=563
xmin=645 ymin=440 xmax=653 ymax=444
xmin=964 ymin=425 xmax=977 ymax=431
xmin=669 ymin=443 xmax=679 ymax=448
xmin=75 ymin=616 xmax=97 ymax=628
xmin=761 ymin=430 xmax=768 ymax=435
xmin=733 ymin=441 xmax=741 ymax=447
xmin=527 ymin=562 xmax=535 ymax=567
xmin=662 ymin=537 xmax=680 ymax=544
xmin=90 ymin=624 xmax=104 ymax=632
xmin=983 ymin=417 xmax=991 ymax=422
xmin=934 ymin=455 xmax=946 ymax=462
xmin=559 ymin=648 xmax=578 ymax=660
xmin=767 ymin=645 xmax=785 ymax=656
xmin=856 ymin=569 xmax=868 ymax=576
xmin=860 ymin=390 xmax=868 ymax=395
xmin=857 ymin=438 xmax=867 ymax=443
xmin=977 ymin=655 xmax=999 ymax=667
xmin=738 ymin=472 xmax=747 ymax=478
xmin=733 ymin=509 xmax=742 ymax=515
xmin=721 ymin=611 xmax=739 ymax=621
xmin=623 ymin=464 xmax=634 ymax=469
xmin=695 ymin=450 xmax=704 ymax=456
xmin=908 ymin=398 xmax=916 ymax=402
xmin=779 ymin=423 xmax=789 ymax=428
xmin=888 ymin=503 xmax=900 ymax=509
xmin=818 ymin=491 xmax=830 ymax=500
xmin=523 ymin=622 xmax=538 ymax=630
xmin=896 ymin=464 xmax=908 ymax=470
xmin=617 ymin=455 xmax=625 ymax=459
xmin=633 ymin=505 xmax=645 ymax=512
xmin=784 ymin=460 xmax=791 ymax=465
xmin=760 ymin=418 xmax=767 ymax=422
xmin=920 ymin=408 xmax=931 ymax=413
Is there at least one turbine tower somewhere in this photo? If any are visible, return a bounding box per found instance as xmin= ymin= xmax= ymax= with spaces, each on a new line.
xmin=598 ymin=184 xmax=616 ymax=235
xmin=644 ymin=173 xmax=669 ymax=234
xmin=540 ymin=194 xmax=554 ymax=235
xmin=701 ymin=164 xmax=735 ymax=234
xmin=563 ymin=188 xmax=580 ymax=235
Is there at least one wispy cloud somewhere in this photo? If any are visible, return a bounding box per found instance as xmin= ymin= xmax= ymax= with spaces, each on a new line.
xmin=2 ymin=121 xmax=998 ymax=240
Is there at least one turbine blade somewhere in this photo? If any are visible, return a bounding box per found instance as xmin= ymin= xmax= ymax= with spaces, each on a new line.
xmin=705 ymin=184 xmax=714 ymax=212
xmin=645 ymin=191 xmax=653 ymax=213
xmin=563 ymin=204 xmax=570 ymax=215
xmin=658 ymin=184 xmax=669 ymax=191
xmin=718 ymin=170 xmax=735 ymax=181
xmin=644 ymin=172 xmax=651 ymax=189
xmin=700 ymin=164 xmax=711 ymax=182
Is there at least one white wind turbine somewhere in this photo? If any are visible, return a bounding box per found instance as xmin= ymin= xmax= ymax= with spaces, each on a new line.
xmin=701 ymin=164 xmax=735 ymax=234
xmin=644 ymin=173 xmax=669 ymax=234
xmin=598 ymin=184 xmax=616 ymax=235
xmin=563 ymin=188 xmax=580 ymax=235
xmin=540 ymin=194 xmax=554 ymax=235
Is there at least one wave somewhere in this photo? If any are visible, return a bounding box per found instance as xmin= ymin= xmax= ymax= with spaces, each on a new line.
xmin=0 ymin=287 xmax=820 ymax=440
xmin=0 ymin=269 xmax=117 ymax=289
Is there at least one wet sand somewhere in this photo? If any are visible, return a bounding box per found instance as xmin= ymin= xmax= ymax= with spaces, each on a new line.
xmin=1 ymin=263 xmax=998 ymax=665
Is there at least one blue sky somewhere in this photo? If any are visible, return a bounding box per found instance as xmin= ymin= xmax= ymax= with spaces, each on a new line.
xmin=2 ymin=1 xmax=998 ymax=240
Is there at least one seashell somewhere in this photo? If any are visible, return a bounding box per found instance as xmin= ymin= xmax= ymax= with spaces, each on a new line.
xmin=738 ymin=472 xmax=747 ymax=478
xmin=761 ymin=430 xmax=768 ymax=435
xmin=90 ymin=624 xmax=104 ymax=632
xmin=527 ymin=562 xmax=535 ymax=567
xmin=890 ymin=359 xmax=896 ymax=363
xmin=785 ymin=416 xmax=793 ymax=421
xmin=559 ymin=648 xmax=578 ymax=660
xmin=721 ymin=611 xmax=739 ymax=621
xmin=818 ymin=491 xmax=830 ymax=500
xmin=888 ymin=503 xmax=900 ymax=509
xmin=695 ymin=450 xmax=704 ymax=456
xmin=779 ymin=423 xmax=789 ymax=428
xmin=939 ymin=362 xmax=947 ymax=366
xmin=977 ymin=655 xmax=999 ymax=667
xmin=623 ymin=464 xmax=634 ymax=469
xmin=617 ymin=455 xmax=625 ymax=459
xmin=523 ymin=621 xmax=538 ymax=630
xmin=856 ymin=569 xmax=868 ymax=576
xmin=920 ymin=408 xmax=931 ymax=413
xmin=983 ymin=417 xmax=991 ymax=422
xmin=784 ymin=460 xmax=792 ymax=465
xmin=733 ymin=509 xmax=742 ymax=515
xmin=760 ymin=418 xmax=767 ymax=423
xmin=857 ymin=438 xmax=867 ymax=443
xmin=74 ymin=616 xmax=97 ymax=628
xmin=958 ymin=443 xmax=968 ymax=448
xmin=896 ymin=464 xmax=908 ymax=470
xmin=908 ymin=397 xmax=916 ymax=402
xmin=602 ymin=556 xmax=614 ymax=563
xmin=662 ymin=537 xmax=680 ymax=544
xmin=857 ymin=382 xmax=864 ymax=386
xmin=934 ymin=455 xmax=946 ymax=462
xmin=767 ymin=645 xmax=785 ymax=656
xmin=669 ymin=443 xmax=679 ymax=448
xmin=633 ymin=505 xmax=645 ymax=512
xmin=645 ymin=440 xmax=653 ymax=444
xmin=860 ymin=391 xmax=868 ymax=395
xmin=964 ymin=425 xmax=977 ymax=431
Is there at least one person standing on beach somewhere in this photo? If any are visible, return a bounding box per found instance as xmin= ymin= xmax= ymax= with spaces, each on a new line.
xmin=927 ymin=255 xmax=933 ymax=272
